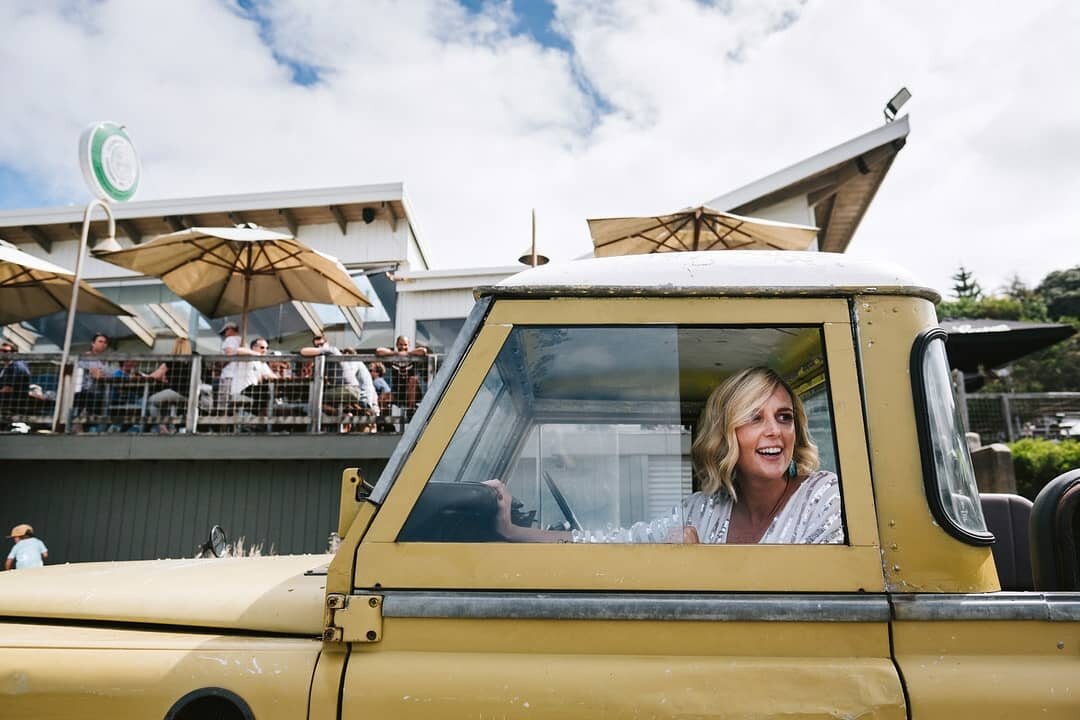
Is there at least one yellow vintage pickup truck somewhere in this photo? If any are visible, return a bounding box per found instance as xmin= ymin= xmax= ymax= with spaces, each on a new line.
xmin=2 ymin=251 xmax=1078 ymax=719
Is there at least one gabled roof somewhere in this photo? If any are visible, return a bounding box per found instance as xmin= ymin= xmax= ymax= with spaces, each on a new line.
xmin=0 ymin=183 xmax=429 ymax=267
xmin=706 ymin=116 xmax=910 ymax=253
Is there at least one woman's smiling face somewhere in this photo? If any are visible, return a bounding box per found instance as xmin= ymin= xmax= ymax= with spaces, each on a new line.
xmin=733 ymin=385 xmax=797 ymax=485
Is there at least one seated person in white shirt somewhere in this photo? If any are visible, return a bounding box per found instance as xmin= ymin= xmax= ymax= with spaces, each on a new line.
xmin=230 ymin=337 xmax=278 ymax=405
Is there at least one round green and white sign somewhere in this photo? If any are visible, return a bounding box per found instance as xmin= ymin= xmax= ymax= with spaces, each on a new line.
xmin=79 ymin=121 xmax=140 ymax=202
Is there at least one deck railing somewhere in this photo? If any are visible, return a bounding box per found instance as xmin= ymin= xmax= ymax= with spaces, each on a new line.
xmin=0 ymin=352 xmax=436 ymax=435
xmin=965 ymin=392 xmax=1080 ymax=443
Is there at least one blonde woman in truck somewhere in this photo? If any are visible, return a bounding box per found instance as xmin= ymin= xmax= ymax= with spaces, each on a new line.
xmin=487 ymin=367 xmax=843 ymax=545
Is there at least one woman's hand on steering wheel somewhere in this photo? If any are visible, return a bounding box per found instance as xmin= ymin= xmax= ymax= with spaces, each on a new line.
xmin=482 ymin=479 xmax=515 ymax=539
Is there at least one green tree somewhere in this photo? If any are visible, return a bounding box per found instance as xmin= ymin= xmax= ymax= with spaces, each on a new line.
xmin=937 ymin=266 xmax=1079 ymax=393
xmin=937 ymin=295 xmax=1025 ymax=321
xmin=951 ymin=265 xmax=983 ymax=300
xmin=1001 ymin=274 xmax=1048 ymax=322
xmin=986 ymin=318 xmax=1079 ymax=392
xmin=1038 ymin=266 xmax=1080 ymax=320
xmin=1001 ymin=266 xmax=1080 ymax=392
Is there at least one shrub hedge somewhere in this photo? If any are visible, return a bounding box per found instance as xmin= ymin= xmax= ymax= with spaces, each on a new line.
xmin=1008 ymin=438 xmax=1080 ymax=499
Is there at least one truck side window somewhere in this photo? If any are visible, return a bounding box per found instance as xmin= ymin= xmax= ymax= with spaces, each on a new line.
xmin=911 ymin=329 xmax=993 ymax=545
xmin=401 ymin=325 xmax=845 ymax=544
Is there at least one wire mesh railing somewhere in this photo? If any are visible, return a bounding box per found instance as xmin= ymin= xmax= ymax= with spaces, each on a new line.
xmin=966 ymin=392 xmax=1080 ymax=443
xmin=0 ymin=353 xmax=60 ymax=432
xmin=0 ymin=351 xmax=436 ymax=435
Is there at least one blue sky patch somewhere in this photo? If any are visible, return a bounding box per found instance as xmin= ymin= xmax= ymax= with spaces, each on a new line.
xmin=233 ymin=0 xmax=325 ymax=86
xmin=459 ymin=0 xmax=572 ymax=52
xmin=0 ymin=164 xmax=65 ymax=211
xmin=458 ymin=1 xmax=612 ymax=128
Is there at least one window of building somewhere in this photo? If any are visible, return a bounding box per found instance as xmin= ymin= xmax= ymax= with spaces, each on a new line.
xmin=416 ymin=318 xmax=466 ymax=355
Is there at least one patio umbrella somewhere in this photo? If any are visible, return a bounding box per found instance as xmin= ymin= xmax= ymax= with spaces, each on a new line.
xmin=589 ymin=205 xmax=818 ymax=257
xmin=96 ymin=226 xmax=371 ymax=339
xmin=0 ymin=239 xmax=130 ymax=325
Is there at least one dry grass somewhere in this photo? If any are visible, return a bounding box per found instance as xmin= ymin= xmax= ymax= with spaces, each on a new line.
xmin=224 ymin=536 xmax=276 ymax=557
xmin=192 ymin=531 xmax=341 ymax=558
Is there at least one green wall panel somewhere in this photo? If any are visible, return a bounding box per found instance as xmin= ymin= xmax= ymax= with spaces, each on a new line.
xmin=0 ymin=459 xmax=386 ymax=564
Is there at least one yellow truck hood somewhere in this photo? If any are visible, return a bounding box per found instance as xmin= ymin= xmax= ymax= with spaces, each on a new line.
xmin=0 ymin=554 xmax=332 ymax=636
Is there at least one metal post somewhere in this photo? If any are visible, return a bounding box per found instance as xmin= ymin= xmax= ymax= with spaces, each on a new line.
xmin=51 ymin=200 xmax=115 ymax=433
xmin=952 ymin=369 xmax=970 ymax=433
xmin=1001 ymin=394 xmax=1014 ymax=442
xmin=240 ymin=271 xmax=251 ymax=343
xmin=310 ymin=354 xmax=326 ymax=433
xmin=186 ymin=355 xmax=202 ymax=434
xmin=530 ymin=208 xmax=537 ymax=267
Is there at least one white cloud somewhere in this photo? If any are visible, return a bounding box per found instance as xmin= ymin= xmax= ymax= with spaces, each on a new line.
xmin=0 ymin=0 xmax=1076 ymax=296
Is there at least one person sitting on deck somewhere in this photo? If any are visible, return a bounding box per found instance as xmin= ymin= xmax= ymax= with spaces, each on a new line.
xmin=375 ymin=335 xmax=428 ymax=418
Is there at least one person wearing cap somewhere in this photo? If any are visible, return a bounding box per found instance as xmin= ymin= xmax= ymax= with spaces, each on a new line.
xmin=5 ymin=524 xmax=47 ymax=570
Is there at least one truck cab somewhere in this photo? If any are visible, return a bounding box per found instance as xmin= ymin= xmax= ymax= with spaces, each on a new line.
xmin=2 ymin=251 xmax=1078 ymax=719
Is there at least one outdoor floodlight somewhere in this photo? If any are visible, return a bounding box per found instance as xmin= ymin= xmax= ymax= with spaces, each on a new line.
xmin=884 ymin=87 xmax=912 ymax=121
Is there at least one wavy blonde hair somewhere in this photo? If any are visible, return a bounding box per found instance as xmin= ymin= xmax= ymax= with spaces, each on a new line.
xmin=691 ymin=366 xmax=820 ymax=499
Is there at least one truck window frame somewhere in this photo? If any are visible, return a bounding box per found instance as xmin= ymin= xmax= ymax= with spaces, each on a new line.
xmin=358 ymin=297 xmax=884 ymax=593
xmin=400 ymin=323 xmax=843 ymax=542
xmin=909 ymin=327 xmax=995 ymax=546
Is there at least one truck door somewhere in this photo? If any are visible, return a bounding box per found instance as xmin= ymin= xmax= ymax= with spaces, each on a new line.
xmin=885 ymin=328 xmax=1080 ymax=718
xmin=338 ymin=297 xmax=906 ymax=718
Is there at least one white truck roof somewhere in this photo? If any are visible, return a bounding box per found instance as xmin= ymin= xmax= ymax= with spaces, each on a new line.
xmin=486 ymin=251 xmax=937 ymax=301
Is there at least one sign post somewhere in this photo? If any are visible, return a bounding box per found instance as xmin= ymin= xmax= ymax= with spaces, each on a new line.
xmin=51 ymin=122 xmax=140 ymax=432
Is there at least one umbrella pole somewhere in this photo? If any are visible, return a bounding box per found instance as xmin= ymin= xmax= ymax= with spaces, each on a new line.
xmin=52 ymin=200 xmax=115 ymax=433
xmin=240 ymin=273 xmax=251 ymax=343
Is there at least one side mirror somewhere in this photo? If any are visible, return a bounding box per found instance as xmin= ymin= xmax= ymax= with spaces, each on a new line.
xmin=199 ymin=525 xmax=228 ymax=558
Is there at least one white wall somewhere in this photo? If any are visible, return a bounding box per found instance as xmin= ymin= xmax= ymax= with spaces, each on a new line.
xmin=747 ymin=195 xmax=814 ymax=227
xmin=298 ymin=219 xmax=410 ymax=268
xmin=394 ymin=267 xmax=518 ymax=341
xmin=396 ymin=288 xmax=479 ymax=342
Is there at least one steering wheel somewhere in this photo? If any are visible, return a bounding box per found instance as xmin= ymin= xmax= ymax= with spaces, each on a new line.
xmin=543 ymin=470 xmax=582 ymax=531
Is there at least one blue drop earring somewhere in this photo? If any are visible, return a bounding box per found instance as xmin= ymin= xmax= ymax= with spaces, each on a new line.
xmin=787 ymin=459 xmax=797 ymax=478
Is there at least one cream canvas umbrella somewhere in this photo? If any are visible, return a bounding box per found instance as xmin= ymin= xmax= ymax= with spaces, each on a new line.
xmin=96 ymin=226 xmax=370 ymax=338
xmin=0 ymin=239 xmax=130 ymax=324
xmin=589 ymin=206 xmax=818 ymax=257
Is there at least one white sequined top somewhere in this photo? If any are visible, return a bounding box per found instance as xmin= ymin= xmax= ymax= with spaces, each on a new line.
xmin=571 ymin=470 xmax=843 ymax=545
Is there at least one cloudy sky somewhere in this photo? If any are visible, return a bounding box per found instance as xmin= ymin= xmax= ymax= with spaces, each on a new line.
xmin=1 ymin=0 xmax=1076 ymax=296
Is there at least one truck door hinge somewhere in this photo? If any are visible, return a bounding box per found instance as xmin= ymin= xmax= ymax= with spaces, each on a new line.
xmin=323 ymin=593 xmax=383 ymax=643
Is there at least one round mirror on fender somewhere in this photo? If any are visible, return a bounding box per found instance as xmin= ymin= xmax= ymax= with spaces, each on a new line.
xmin=209 ymin=525 xmax=228 ymax=558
